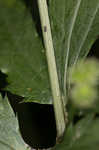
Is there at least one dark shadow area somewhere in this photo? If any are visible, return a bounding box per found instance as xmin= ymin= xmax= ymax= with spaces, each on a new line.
xmin=87 ymin=38 xmax=99 ymax=58
xmin=0 ymin=70 xmax=8 ymax=90
xmin=94 ymin=113 xmax=99 ymax=118
xmin=47 ymin=0 xmax=50 ymax=6
xmin=0 ymin=70 xmax=9 ymax=99
xmin=73 ymin=114 xmax=84 ymax=124
xmin=7 ymin=92 xmax=56 ymax=149
xmin=21 ymin=0 xmax=50 ymax=46
xmin=22 ymin=0 xmax=42 ymax=39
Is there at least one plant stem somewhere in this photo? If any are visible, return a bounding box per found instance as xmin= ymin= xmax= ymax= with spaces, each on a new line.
xmin=37 ymin=0 xmax=65 ymax=139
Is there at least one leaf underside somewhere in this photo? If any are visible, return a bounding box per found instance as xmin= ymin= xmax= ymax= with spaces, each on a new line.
xmin=49 ymin=0 xmax=99 ymax=96
xmin=0 ymin=94 xmax=27 ymax=150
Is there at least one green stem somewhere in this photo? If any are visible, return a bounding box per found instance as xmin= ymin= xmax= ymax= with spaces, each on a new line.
xmin=37 ymin=0 xmax=65 ymax=139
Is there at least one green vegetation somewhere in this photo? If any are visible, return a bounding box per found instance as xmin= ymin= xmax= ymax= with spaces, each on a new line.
xmin=69 ymin=59 xmax=99 ymax=108
xmin=0 ymin=0 xmax=99 ymax=149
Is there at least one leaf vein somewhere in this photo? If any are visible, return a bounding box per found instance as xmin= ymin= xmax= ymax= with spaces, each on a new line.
xmin=63 ymin=0 xmax=82 ymax=97
xmin=74 ymin=3 xmax=99 ymax=65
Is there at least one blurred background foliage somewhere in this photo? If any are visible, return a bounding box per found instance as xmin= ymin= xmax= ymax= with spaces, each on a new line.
xmin=69 ymin=58 xmax=99 ymax=108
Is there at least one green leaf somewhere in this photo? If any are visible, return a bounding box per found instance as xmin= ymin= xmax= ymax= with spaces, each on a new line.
xmin=53 ymin=114 xmax=99 ymax=150
xmin=0 ymin=94 xmax=28 ymax=150
xmin=49 ymin=0 xmax=99 ymax=96
xmin=0 ymin=0 xmax=99 ymax=104
xmin=0 ymin=1 xmax=52 ymax=104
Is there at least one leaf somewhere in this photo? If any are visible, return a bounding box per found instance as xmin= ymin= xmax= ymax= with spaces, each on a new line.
xmin=0 ymin=0 xmax=16 ymax=7
xmin=53 ymin=114 xmax=99 ymax=150
xmin=0 ymin=0 xmax=99 ymax=104
xmin=0 ymin=1 xmax=52 ymax=104
xmin=0 ymin=94 xmax=29 ymax=150
xmin=49 ymin=0 xmax=99 ymax=97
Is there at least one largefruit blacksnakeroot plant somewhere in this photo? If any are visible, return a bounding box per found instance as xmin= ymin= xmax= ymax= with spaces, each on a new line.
xmin=0 ymin=0 xmax=99 ymax=149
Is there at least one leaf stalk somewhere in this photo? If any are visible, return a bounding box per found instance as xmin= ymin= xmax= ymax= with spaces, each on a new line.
xmin=37 ymin=0 xmax=66 ymax=139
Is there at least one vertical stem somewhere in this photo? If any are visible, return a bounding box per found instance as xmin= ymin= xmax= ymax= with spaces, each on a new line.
xmin=37 ymin=0 xmax=65 ymax=139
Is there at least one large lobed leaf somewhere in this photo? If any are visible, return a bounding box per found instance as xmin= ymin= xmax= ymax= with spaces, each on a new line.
xmin=0 ymin=0 xmax=99 ymax=104
xmin=0 ymin=0 xmax=52 ymax=104
xmin=0 ymin=94 xmax=29 ymax=150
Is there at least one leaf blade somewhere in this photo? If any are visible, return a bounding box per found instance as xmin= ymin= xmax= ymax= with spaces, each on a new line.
xmin=49 ymin=0 xmax=99 ymax=99
xmin=0 ymin=1 xmax=52 ymax=104
xmin=0 ymin=94 xmax=28 ymax=150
